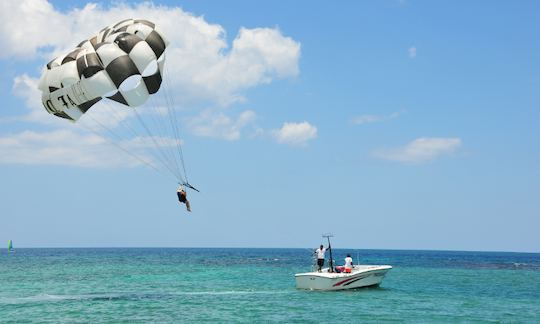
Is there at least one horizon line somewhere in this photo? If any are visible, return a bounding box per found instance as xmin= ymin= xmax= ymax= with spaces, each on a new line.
xmin=2 ymin=246 xmax=539 ymax=254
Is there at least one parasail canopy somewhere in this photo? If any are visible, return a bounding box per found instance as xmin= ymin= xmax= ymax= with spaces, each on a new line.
xmin=38 ymin=19 xmax=193 ymax=187
xmin=39 ymin=18 xmax=168 ymax=121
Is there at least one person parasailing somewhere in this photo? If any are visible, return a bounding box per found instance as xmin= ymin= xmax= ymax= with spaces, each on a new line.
xmin=177 ymin=185 xmax=191 ymax=212
xmin=38 ymin=19 xmax=200 ymax=208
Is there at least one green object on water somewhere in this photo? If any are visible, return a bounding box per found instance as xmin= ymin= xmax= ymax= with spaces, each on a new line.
xmin=7 ymin=240 xmax=13 ymax=252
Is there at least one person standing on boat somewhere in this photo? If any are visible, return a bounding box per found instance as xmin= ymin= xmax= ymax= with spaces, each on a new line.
xmin=315 ymin=244 xmax=330 ymax=272
xmin=344 ymin=254 xmax=354 ymax=272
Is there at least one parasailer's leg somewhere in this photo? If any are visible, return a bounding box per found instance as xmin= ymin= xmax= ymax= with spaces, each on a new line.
xmin=185 ymin=200 xmax=191 ymax=212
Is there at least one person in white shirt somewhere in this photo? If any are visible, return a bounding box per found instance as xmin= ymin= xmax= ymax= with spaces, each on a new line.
xmin=344 ymin=254 xmax=354 ymax=270
xmin=315 ymin=244 xmax=330 ymax=272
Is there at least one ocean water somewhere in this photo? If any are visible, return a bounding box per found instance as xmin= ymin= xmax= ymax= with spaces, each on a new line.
xmin=1 ymin=248 xmax=539 ymax=323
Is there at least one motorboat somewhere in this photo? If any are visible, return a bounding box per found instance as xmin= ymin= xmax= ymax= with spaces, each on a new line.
xmin=295 ymin=234 xmax=392 ymax=291
xmin=295 ymin=264 xmax=392 ymax=290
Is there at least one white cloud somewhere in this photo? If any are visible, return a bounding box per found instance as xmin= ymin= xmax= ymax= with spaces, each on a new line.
xmin=0 ymin=0 xmax=68 ymax=59
xmin=190 ymin=27 xmax=301 ymax=105
xmin=0 ymin=130 xmax=131 ymax=168
xmin=0 ymin=129 xmax=184 ymax=168
xmin=351 ymin=111 xmax=402 ymax=125
xmin=374 ymin=137 xmax=461 ymax=164
xmin=187 ymin=109 xmax=256 ymax=141
xmin=408 ymin=46 xmax=417 ymax=58
xmin=272 ymin=121 xmax=317 ymax=146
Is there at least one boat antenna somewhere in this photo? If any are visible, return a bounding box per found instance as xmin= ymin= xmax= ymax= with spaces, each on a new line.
xmin=322 ymin=233 xmax=334 ymax=273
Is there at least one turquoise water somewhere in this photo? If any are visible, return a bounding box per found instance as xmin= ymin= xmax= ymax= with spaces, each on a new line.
xmin=1 ymin=248 xmax=539 ymax=322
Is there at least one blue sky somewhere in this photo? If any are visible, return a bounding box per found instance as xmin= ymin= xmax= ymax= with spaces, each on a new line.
xmin=0 ymin=0 xmax=539 ymax=252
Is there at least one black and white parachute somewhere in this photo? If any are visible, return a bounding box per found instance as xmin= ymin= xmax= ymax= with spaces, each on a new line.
xmin=38 ymin=19 xmax=168 ymax=121
xmin=38 ymin=19 xmax=194 ymax=187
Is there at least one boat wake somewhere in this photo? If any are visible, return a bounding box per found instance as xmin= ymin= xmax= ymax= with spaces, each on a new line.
xmin=0 ymin=290 xmax=292 ymax=305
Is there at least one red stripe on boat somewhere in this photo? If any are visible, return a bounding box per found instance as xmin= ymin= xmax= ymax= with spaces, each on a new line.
xmin=333 ymin=275 xmax=360 ymax=287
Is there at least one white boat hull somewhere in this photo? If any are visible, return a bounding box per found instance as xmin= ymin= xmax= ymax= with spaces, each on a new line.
xmin=295 ymin=265 xmax=392 ymax=291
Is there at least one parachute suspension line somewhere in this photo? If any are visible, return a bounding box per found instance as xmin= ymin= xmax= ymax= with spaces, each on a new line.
xmin=163 ymin=62 xmax=190 ymax=184
xmin=158 ymin=78 xmax=185 ymax=182
xmin=134 ymin=98 xmax=185 ymax=184
xmin=99 ymin=102 xmax=147 ymax=148
xmin=131 ymin=106 xmax=184 ymax=183
xmin=142 ymin=93 xmax=185 ymax=183
xmin=94 ymin=99 xmax=184 ymax=184
xmin=98 ymin=100 xmax=174 ymax=180
xmin=79 ymin=114 xmax=171 ymax=181
xmin=132 ymin=99 xmax=176 ymax=176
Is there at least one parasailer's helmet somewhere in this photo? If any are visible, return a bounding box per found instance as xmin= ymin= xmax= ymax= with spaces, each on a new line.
xmin=38 ymin=19 xmax=168 ymax=122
